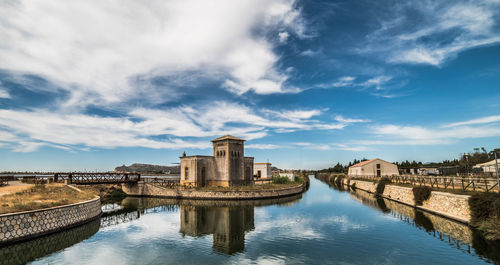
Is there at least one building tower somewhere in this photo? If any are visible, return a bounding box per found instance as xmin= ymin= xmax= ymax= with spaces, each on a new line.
xmin=212 ymin=135 xmax=246 ymax=186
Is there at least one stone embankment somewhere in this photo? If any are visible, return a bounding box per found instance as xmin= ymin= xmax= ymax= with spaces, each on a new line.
xmin=319 ymin=174 xmax=470 ymax=224
xmin=0 ymin=196 xmax=101 ymax=246
xmin=121 ymin=179 xmax=308 ymax=200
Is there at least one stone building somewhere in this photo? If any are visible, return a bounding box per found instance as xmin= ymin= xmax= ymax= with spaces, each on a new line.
xmin=180 ymin=135 xmax=254 ymax=187
xmin=254 ymin=162 xmax=272 ymax=179
xmin=348 ymin=158 xmax=399 ymax=177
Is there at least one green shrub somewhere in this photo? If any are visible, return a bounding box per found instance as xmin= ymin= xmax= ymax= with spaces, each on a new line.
xmin=294 ymin=175 xmax=304 ymax=183
xmin=375 ymin=177 xmax=391 ymax=196
xmin=413 ymin=186 xmax=432 ymax=206
xmin=469 ymin=193 xmax=500 ymax=226
xmin=272 ymin=176 xmax=291 ymax=184
xmin=469 ymin=192 xmax=500 ymax=240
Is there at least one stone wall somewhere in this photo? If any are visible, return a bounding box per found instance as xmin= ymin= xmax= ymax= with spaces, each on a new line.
xmin=348 ymin=179 xmax=377 ymax=193
xmin=340 ymin=178 xmax=471 ymax=223
xmin=122 ymin=181 xmax=307 ymax=200
xmin=420 ymin=191 xmax=470 ymax=223
xmin=0 ymin=197 xmax=101 ymax=246
xmin=382 ymin=185 xmax=414 ymax=205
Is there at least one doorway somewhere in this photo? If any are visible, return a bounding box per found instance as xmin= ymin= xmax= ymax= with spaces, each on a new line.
xmin=201 ymin=167 xmax=206 ymax=187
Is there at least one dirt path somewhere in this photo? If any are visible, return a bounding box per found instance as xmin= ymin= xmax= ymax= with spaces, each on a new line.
xmin=0 ymin=181 xmax=33 ymax=196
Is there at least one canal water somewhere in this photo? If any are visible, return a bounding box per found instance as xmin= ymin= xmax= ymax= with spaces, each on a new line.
xmin=1 ymin=177 xmax=500 ymax=265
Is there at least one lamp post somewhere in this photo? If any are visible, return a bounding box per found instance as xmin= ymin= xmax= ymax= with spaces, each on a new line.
xmin=465 ymin=153 xmax=470 ymax=176
xmin=494 ymin=148 xmax=500 ymax=193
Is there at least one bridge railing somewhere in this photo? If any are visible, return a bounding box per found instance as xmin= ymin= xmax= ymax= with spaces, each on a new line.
xmin=347 ymin=174 xmax=500 ymax=192
xmin=55 ymin=172 xmax=141 ymax=185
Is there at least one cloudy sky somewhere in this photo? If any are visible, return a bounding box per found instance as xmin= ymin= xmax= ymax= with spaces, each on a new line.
xmin=1 ymin=0 xmax=499 ymax=171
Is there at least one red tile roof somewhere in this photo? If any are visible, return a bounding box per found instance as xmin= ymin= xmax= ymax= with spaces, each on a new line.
xmin=350 ymin=158 xmax=379 ymax=168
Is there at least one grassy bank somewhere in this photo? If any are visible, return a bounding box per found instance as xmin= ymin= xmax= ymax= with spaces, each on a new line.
xmin=0 ymin=184 xmax=95 ymax=214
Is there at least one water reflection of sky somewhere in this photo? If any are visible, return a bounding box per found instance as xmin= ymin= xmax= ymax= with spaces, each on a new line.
xmin=28 ymin=178 xmax=495 ymax=265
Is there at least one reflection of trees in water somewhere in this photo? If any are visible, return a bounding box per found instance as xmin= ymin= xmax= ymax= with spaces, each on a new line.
xmin=349 ymin=188 xmax=500 ymax=264
xmin=0 ymin=218 xmax=100 ymax=265
xmin=375 ymin=198 xmax=390 ymax=213
xmin=413 ymin=211 xmax=435 ymax=232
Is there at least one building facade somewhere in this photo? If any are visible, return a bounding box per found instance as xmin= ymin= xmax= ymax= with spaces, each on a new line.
xmin=348 ymin=158 xmax=399 ymax=177
xmin=473 ymin=160 xmax=499 ymax=173
xmin=180 ymin=135 xmax=254 ymax=187
xmin=254 ymin=163 xmax=272 ymax=179
xmin=279 ymin=172 xmax=296 ymax=181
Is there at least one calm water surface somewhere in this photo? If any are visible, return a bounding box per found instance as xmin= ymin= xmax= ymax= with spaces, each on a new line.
xmin=1 ymin=177 xmax=500 ymax=265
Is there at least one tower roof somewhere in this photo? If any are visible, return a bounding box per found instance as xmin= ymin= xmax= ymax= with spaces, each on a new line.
xmin=211 ymin=135 xmax=245 ymax=142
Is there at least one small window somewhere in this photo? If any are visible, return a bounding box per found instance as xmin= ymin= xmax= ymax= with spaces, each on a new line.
xmin=376 ymin=164 xmax=381 ymax=169
xmin=184 ymin=167 xmax=189 ymax=180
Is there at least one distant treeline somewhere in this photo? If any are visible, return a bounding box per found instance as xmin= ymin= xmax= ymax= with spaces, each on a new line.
xmin=317 ymin=148 xmax=498 ymax=173
xmin=115 ymin=163 xmax=180 ymax=174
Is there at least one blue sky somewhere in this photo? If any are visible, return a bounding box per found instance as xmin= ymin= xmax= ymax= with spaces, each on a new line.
xmin=0 ymin=0 xmax=499 ymax=171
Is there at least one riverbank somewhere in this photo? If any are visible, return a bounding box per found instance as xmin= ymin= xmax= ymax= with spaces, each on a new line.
xmin=316 ymin=174 xmax=470 ymax=223
xmin=0 ymin=183 xmax=101 ymax=246
xmin=317 ymin=174 xmax=500 ymax=240
xmin=0 ymin=183 xmax=95 ymax=214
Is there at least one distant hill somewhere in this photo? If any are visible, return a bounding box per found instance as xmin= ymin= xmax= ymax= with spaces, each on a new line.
xmin=115 ymin=163 xmax=180 ymax=174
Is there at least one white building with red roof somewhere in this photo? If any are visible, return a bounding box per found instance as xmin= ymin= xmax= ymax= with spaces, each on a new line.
xmin=348 ymin=158 xmax=399 ymax=177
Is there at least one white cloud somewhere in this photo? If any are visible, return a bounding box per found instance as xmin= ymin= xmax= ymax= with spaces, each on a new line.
xmin=331 ymin=76 xmax=356 ymax=87
xmin=334 ymin=115 xmax=370 ymax=123
xmin=300 ymin=49 xmax=320 ymax=57
xmin=362 ymin=76 xmax=392 ymax=90
xmin=366 ymin=0 xmax=500 ymax=66
xmin=0 ymin=0 xmax=305 ymax=107
xmin=329 ymin=75 xmax=393 ymax=91
xmin=0 ymin=89 xmax=9 ymax=99
xmin=0 ymin=101 xmax=347 ymax=152
xmin=278 ymin=31 xmax=290 ymax=43
xmin=444 ymin=115 xmax=500 ymax=127
xmin=360 ymin=116 xmax=500 ymax=146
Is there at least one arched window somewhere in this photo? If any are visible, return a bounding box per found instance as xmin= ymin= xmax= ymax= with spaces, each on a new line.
xmin=184 ymin=167 xmax=189 ymax=180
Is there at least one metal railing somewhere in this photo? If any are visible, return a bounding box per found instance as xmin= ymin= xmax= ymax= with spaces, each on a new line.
xmin=347 ymin=174 xmax=499 ymax=192
xmin=55 ymin=172 xmax=141 ymax=185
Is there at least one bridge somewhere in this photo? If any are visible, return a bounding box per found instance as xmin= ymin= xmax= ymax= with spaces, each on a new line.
xmin=54 ymin=172 xmax=141 ymax=185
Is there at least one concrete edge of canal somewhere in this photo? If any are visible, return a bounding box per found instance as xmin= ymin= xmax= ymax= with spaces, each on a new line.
xmin=121 ymin=177 xmax=309 ymax=201
xmin=0 ymin=196 xmax=102 ymax=246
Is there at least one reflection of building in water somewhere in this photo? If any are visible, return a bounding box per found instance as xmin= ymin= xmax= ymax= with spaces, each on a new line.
xmin=180 ymin=205 xmax=254 ymax=255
